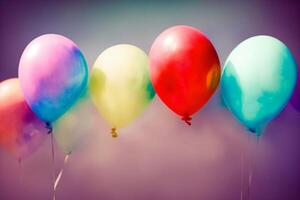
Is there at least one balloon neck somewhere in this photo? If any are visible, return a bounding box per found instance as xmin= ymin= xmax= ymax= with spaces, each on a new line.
xmin=248 ymin=128 xmax=256 ymax=133
xmin=111 ymin=128 xmax=118 ymax=138
xmin=247 ymin=127 xmax=262 ymax=137
xmin=46 ymin=122 xmax=53 ymax=134
xmin=181 ymin=115 xmax=192 ymax=126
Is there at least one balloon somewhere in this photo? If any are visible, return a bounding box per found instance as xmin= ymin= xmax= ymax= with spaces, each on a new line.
xmin=290 ymin=67 xmax=300 ymax=112
xmin=18 ymin=34 xmax=88 ymax=124
xmin=149 ymin=25 xmax=220 ymax=125
xmin=53 ymin=90 xmax=99 ymax=154
xmin=221 ymin=35 xmax=297 ymax=135
xmin=0 ymin=78 xmax=48 ymax=160
xmin=89 ymin=44 xmax=155 ymax=137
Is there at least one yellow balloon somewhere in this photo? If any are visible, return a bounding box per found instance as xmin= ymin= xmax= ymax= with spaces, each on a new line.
xmin=89 ymin=44 xmax=155 ymax=137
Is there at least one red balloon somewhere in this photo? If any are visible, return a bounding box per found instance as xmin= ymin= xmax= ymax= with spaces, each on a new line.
xmin=149 ymin=25 xmax=220 ymax=125
xmin=0 ymin=78 xmax=48 ymax=160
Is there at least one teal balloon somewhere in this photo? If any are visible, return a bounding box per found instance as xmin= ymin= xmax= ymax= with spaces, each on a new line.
xmin=221 ymin=35 xmax=297 ymax=135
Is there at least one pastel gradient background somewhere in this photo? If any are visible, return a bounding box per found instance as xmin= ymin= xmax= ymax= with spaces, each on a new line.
xmin=0 ymin=1 xmax=299 ymax=200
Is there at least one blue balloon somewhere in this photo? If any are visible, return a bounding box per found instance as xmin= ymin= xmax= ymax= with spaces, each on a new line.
xmin=221 ymin=35 xmax=297 ymax=135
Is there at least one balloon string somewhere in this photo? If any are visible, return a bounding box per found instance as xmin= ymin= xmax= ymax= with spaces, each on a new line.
xmin=19 ymin=158 xmax=23 ymax=196
xmin=53 ymin=154 xmax=70 ymax=196
xmin=247 ymin=134 xmax=251 ymax=200
xmin=247 ymin=164 xmax=252 ymax=200
xmin=51 ymin=133 xmax=56 ymax=200
xmin=247 ymin=135 xmax=260 ymax=200
xmin=47 ymin=120 xmax=55 ymax=199
xmin=240 ymin=146 xmax=244 ymax=200
xmin=250 ymin=136 xmax=259 ymax=200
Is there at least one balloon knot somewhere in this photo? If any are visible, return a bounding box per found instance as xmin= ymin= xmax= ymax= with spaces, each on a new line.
xmin=181 ymin=116 xmax=192 ymax=126
xmin=111 ymin=128 xmax=118 ymax=138
xmin=248 ymin=128 xmax=256 ymax=133
xmin=46 ymin=122 xmax=53 ymax=134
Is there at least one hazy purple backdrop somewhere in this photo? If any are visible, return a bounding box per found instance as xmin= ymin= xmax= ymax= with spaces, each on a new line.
xmin=0 ymin=1 xmax=300 ymax=200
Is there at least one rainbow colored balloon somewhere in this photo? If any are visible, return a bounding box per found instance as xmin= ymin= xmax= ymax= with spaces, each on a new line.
xmin=0 ymin=78 xmax=48 ymax=160
xmin=89 ymin=44 xmax=155 ymax=137
xmin=18 ymin=34 xmax=88 ymax=124
xmin=221 ymin=35 xmax=297 ymax=135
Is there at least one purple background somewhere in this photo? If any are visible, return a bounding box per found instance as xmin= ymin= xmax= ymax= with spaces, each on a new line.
xmin=0 ymin=1 xmax=300 ymax=200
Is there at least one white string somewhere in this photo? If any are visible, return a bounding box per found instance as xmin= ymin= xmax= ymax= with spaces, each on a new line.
xmin=50 ymin=133 xmax=56 ymax=200
xmin=240 ymin=147 xmax=244 ymax=200
xmin=54 ymin=154 xmax=70 ymax=192
xmin=247 ymin=134 xmax=260 ymax=200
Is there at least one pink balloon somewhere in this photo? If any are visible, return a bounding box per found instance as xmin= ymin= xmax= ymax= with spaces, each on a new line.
xmin=0 ymin=78 xmax=48 ymax=160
